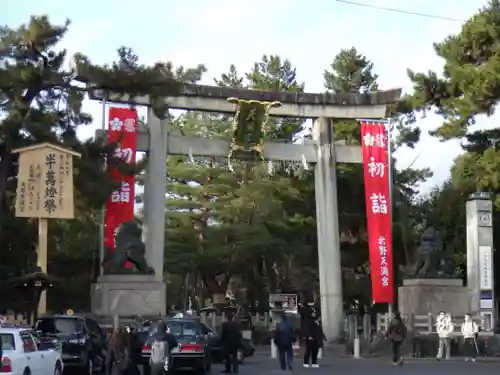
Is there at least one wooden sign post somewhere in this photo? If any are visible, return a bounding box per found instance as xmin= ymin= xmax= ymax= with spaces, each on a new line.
xmin=13 ymin=143 xmax=81 ymax=315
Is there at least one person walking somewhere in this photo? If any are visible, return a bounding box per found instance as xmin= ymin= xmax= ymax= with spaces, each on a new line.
xmin=220 ymin=312 xmax=242 ymax=374
xmin=385 ymin=311 xmax=407 ymax=366
xmin=123 ymin=326 xmax=141 ymax=375
xmin=274 ymin=313 xmax=296 ymax=371
xmin=106 ymin=328 xmax=134 ymax=375
xmin=436 ymin=311 xmax=454 ymax=361
xmin=149 ymin=322 xmax=177 ymax=375
xmin=461 ymin=313 xmax=479 ymax=362
xmin=303 ymin=311 xmax=326 ymax=368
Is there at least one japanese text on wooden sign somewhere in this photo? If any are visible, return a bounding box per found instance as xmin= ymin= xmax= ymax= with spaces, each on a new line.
xmin=15 ymin=144 xmax=77 ymax=219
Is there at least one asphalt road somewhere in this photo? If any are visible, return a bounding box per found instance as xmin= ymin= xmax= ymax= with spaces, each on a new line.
xmin=64 ymin=357 xmax=500 ymax=375
xmin=226 ymin=357 xmax=500 ymax=375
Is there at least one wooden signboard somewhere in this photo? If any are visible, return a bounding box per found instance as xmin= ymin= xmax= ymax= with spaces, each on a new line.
xmin=13 ymin=143 xmax=81 ymax=314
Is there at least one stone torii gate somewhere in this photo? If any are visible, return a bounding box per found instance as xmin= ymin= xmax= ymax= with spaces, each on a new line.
xmin=90 ymin=84 xmax=401 ymax=340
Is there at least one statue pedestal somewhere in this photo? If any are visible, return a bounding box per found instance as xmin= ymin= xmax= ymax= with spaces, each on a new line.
xmin=90 ymin=275 xmax=166 ymax=317
xmin=399 ymin=279 xmax=479 ymax=317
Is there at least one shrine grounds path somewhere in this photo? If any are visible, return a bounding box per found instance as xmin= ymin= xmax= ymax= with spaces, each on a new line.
xmin=222 ymin=356 xmax=500 ymax=375
xmin=77 ymin=355 xmax=500 ymax=375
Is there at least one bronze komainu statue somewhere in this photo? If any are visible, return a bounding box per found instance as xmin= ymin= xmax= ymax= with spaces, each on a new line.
xmin=405 ymin=227 xmax=456 ymax=279
xmin=102 ymin=221 xmax=154 ymax=275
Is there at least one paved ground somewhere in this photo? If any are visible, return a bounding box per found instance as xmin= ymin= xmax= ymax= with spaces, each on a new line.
xmin=228 ymin=357 xmax=500 ymax=375
xmin=64 ymin=356 xmax=500 ymax=375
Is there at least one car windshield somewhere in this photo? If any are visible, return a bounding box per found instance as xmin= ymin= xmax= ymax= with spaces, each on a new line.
xmin=149 ymin=321 xmax=202 ymax=338
xmin=36 ymin=318 xmax=82 ymax=335
xmin=0 ymin=333 xmax=15 ymax=350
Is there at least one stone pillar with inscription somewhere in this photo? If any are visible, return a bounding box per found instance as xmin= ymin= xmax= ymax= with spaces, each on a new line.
xmin=466 ymin=192 xmax=495 ymax=328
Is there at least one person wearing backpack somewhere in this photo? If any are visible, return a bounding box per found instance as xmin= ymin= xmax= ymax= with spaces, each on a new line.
xmin=150 ymin=322 xmax=178 ymax=375
xmin=106 ymin=328 xmax=133 ymax=375
xmin=435 ymin=311 xmax=454 ymax=361
xmin=384 ymin=311 xmax=407 ymax=366
xmin=273 ymin=313 xmax=296 ymax=371
xmin=461 ymin=313 xmax=479 ymax=362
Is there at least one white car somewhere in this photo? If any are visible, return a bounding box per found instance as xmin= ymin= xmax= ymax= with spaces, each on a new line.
xmin=0 ymin=325 xmax=63 ymax=375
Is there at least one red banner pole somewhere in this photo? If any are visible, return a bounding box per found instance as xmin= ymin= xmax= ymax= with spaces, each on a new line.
xmin=99 ymin=99 xmax=106 ymax=276
xmin=387 ymin=119 xmax=394 ymax=316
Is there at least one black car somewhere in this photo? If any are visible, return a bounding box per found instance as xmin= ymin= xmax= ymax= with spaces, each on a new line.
xmin=35 ymin=314 xmax=107 ymax=374
xmin=138 ymin=317 xmax=255 ymax=374
xmin=140 ymin=318 xmax=211 ymax=374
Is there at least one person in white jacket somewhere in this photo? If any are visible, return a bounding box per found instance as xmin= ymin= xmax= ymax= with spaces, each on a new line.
xmin=461 ymin=313 xmax=479 ymax=362
xmin=436 ymin=311 xmax=454 ymax=360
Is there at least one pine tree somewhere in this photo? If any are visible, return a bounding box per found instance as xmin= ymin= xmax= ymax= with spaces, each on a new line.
xmin=246 ymin=55 xmax=304 ymax=141
xmin=165 ymin=57 xmax=310 ymax=302
xmin=244 ymin=55 xmax=315 ymax=294
xmin=0 ymin=16 xmax=202 ymax=308
xmin=324 ymin=47 xmax=378 ymax=94
xmin=408 ymin=1 xmax=500 ymax=206
xmin=323 ymin=48 xmax=378 ymax=302
xmin=323 ymin=47 xmax=430 ymax=303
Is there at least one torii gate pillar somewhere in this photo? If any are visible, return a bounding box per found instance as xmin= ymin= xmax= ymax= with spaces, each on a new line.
xmin=142 ymin=108 xmax=168 ymax=280
xmin=314 ymin=117 xmax=346 ymax=341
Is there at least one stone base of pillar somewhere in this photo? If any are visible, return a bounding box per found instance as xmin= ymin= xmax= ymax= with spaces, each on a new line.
xmin=398 ymin=278 xmax=478 ymax=318
xmin=90 ymin=275 xmax=166 ymax=317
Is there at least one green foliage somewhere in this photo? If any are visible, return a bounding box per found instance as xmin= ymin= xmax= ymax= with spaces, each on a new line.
xmin=164 ymin=55 xmax=315 ymax=299
xmin=0 ymin=15 xmax=204 ymax=311
xmin=323 ymin=47 xmax=431 ymax=304
xmin=2 ymin=15 xmax=440 ymax=309
xmin=408 ymin=0 xmax=500 ymax=139
xmin=324 ymin=47 xmax=378 ymax=94
xmin=416 ymin=181 xmax=468 ymax=260
xmin=246 ymin=55 xmax=305 ymax=141
xmin=162 ymin=49 xmax=431 ymax=306
xmin=406 ymin=1 xmax=500 ymax=207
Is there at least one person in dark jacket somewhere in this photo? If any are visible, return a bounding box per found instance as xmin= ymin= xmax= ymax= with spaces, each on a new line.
xmin=303 ymin=312 xmax=326 ymax=368
xmin=274 ymin=313 xmax=296 ymax=371
xmin=220 ymin=313 xmax=242 ymax=374
xmin=124 ymin=326 xmax=141 ymax=375
xmin=106 ymin=328 xmax=135 ymax=375
xmin=385 ymin=311 xmax=407 ymax=366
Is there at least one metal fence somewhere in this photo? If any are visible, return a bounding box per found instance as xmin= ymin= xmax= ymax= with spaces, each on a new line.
xmin=4 ymin=309 xmax=494 ymax=342
xmin=344 ymin=312 xmax=493 ymax=343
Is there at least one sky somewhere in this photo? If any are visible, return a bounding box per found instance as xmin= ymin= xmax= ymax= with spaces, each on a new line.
xmin=3 ymin=0 xmax=496 ymax=194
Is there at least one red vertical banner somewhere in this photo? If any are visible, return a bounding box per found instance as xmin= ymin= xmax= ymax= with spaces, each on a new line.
xmin=104 ymin=107 xmax=138 ymax=267
xmin=360 ymin=120 xmax=394 ymax=304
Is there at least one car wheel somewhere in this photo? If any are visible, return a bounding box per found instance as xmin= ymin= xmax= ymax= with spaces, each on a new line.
xmin=54 ymin=361 xmax=62 ymax=375
xmin=237 ymin=349 xmax=244 ymax=364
